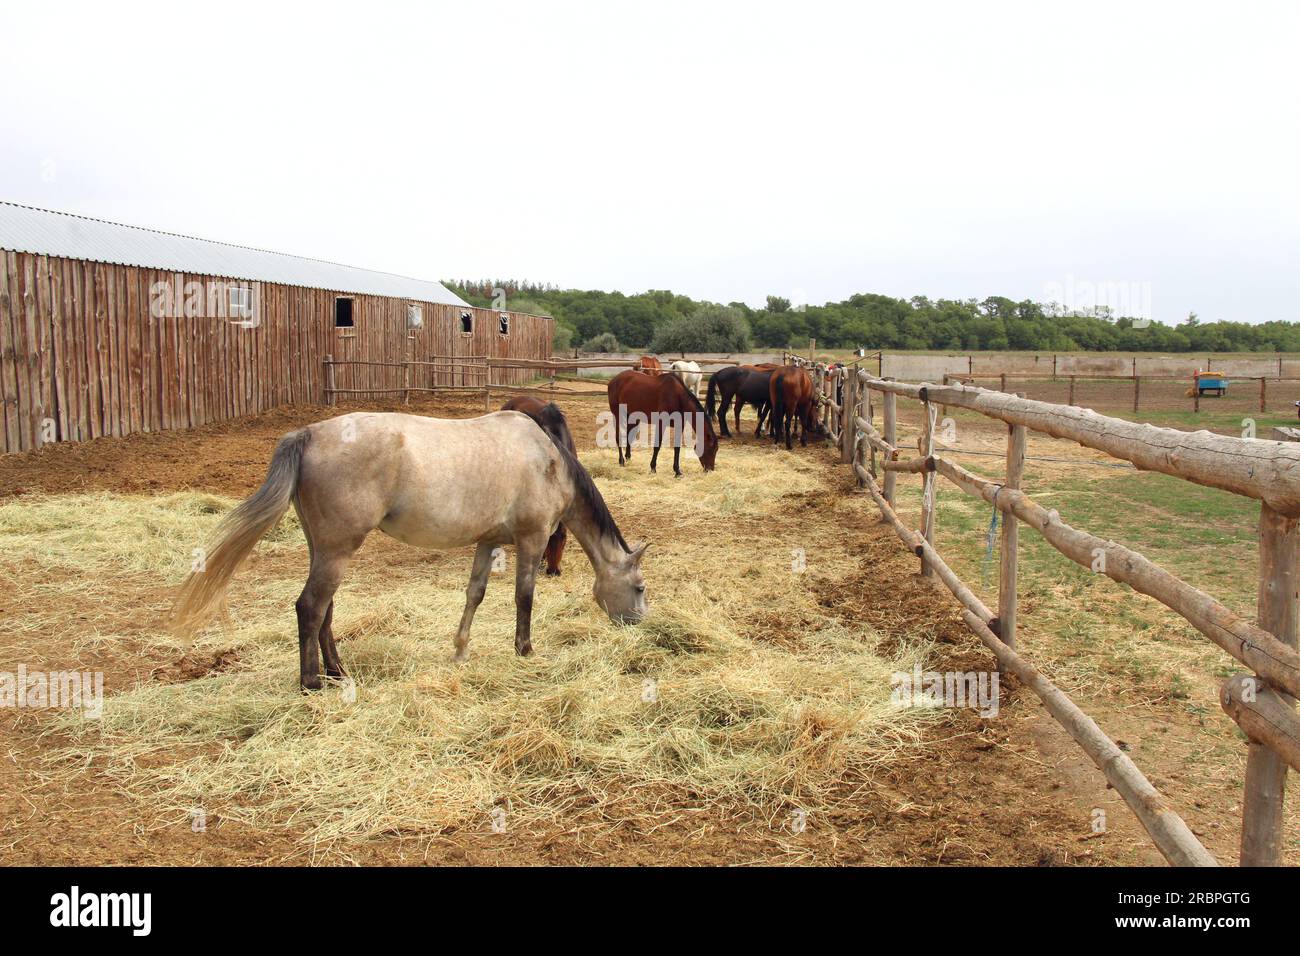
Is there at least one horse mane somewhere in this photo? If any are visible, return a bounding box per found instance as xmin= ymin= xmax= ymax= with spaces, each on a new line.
xmin=535 ymin=403 xmax=630 ymax=554
xmin=668 ymin=374 xmax=708 ymax=418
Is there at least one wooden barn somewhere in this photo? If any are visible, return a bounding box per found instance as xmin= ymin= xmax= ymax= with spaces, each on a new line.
xmin=0 ymin=202 xmax=554 ymax=453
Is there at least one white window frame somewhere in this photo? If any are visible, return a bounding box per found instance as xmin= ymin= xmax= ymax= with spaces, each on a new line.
xmin=229 ymin=286 xmax=252 ymax=320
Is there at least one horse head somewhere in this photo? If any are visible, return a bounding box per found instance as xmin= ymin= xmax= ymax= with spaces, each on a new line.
xmin=594 ymin=542 xmax=649 ymax=624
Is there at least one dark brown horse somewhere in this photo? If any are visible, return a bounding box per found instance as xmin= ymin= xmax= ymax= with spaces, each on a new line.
xmin=769 ymin=366 xmax=820 ymax=449
xmin=705 ymin=364 xmax=781 ymax=438
xmin=501 ymin=396 xmax=576 ymax=575
xmin=607 ymin=369 xmax=718 ymax=476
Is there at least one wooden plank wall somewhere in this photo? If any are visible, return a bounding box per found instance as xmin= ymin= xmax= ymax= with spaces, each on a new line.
xmin=0 ymin=251 xmax=554 ymax=453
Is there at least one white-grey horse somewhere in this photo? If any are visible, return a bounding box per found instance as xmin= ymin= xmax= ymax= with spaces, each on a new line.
xmin=669 ymin=359 xmax=702 ymax=397
xmin=171 ymin=408 xmax=648 ymax=689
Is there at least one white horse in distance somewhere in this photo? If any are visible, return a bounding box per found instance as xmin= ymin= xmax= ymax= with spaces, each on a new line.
xmin=669 ymin=360 xmax=702 ymax=397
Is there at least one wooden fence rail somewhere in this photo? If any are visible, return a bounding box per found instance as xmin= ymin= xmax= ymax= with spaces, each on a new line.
xmin=320 ymin=354 xmax=737 ymax=410
xmin=792 ymin=356 xmax=1300 ymax=866
xmin=941 ymin=371 xmax=1297 ymax=417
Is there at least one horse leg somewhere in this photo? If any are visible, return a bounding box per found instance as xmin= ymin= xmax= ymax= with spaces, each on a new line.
xmin=296 ymin=548 xmax=356 ymax=691
xmin=293 ymin=501 xmax=345 ymax=682
xmin=543 ymin=523 xmax=567 ymax=576
xmin=453 ymin=541 xmax=496 ymax=663
xmin=318 ymin=601 xmax=346 ymax=679
xmin=650 ymin=419 xmax=663 ymax=473
xmin=718 ymin=392 xmax=732 ymax=437
xmin=514 ymin=532 xmax=547 ymax=656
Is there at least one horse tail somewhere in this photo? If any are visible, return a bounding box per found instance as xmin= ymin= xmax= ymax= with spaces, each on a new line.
xmin=170 ymin=429 xmax=310 ymax=636
xmin=706 ymin=371 xmax=719 ymax=421
xmin=770 ymin=369 xmax=786 ymax=442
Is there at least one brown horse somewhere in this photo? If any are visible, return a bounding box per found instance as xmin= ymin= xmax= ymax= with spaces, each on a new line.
xmin=635 ymin=355 xmax=663 ymax=375
xmin=769 ymin=365 xmax=820 ymax=449
xmin=501 ymin=396 xmax=575 ymax=576
xmin=607 ymin=369 xmax=718 ymax=476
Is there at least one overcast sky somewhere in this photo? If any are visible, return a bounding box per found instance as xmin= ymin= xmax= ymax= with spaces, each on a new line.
xmin=2 ymin=0 xmax=1297 ymax=323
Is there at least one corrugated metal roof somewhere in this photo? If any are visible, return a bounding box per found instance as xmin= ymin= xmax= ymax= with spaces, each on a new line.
xmin=0 ymin=201 xmax=470 ymax=307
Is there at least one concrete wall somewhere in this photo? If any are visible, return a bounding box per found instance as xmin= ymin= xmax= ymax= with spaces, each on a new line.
xmin=880 ymin=354 xmax=971 ymax=383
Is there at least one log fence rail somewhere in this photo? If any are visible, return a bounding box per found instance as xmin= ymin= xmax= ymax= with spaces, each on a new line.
xmin=790 ymin=355 xmax=1300 ymax=867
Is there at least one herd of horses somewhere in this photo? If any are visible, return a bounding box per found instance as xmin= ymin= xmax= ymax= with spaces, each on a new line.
xmin=622 ymin=355 xmax=828 ymax=458
xmin=170 ymin=353 xmax=832 ymax=686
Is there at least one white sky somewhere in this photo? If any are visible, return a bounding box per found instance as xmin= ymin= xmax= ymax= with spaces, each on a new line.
xmin=2 ymin=0 xmax=1297 ymax=323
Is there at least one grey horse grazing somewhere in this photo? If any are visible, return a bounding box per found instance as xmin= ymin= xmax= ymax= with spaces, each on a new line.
xmin=170 ymin=410 xmax=648 ymax=690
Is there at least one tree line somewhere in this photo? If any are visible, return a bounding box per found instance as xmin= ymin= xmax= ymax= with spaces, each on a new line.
xmin=447 ymin=281 xmax=1300 ymax=354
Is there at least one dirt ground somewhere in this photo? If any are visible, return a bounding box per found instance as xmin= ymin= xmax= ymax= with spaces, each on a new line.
xmin=0 ymin=392 xmax=1206 ymax=866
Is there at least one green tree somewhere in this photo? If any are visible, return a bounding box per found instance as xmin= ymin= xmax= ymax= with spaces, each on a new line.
xmin=650 ymin=305 xmax=752 ymax=352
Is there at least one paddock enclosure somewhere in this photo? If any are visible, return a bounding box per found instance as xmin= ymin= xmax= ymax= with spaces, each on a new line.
xmin=0 ymin=202 xmax=553 ymax=453
xmin=0 ymin=377 xmax=1295 ymax=865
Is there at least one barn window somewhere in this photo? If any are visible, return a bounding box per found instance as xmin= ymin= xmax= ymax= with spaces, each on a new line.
xmin=407 ymin=303 xmax=423 ymax=329
xmin=498 ymin=312 xmax=510 ymax=336
xmin=335 ymin=297 xmax=354 ymax=328
xmin=460 ymin=311 xmax=473 ymax=334
xmin=229 ymin=287 xmax=252 ymax=319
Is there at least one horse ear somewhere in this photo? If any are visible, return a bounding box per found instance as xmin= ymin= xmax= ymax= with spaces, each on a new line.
xmin=629 ymin=541 xmax=649 ymax=563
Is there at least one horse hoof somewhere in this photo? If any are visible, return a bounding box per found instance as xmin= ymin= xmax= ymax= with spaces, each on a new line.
xmin=300 ymin=676 xmax=323 ymax=692
xmin=516 ymin=643 xmax=534 ymax=657
xmin=545 ymin=567 xmax=561 ymax=577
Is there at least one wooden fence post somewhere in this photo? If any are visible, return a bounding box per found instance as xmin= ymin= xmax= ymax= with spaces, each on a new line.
xmin=1068 ymin=376 xmax=1075 ymax=406
xmin=840 ymin=371 xmax=856 ymax=464
xmin=919 ymin=393 xmax=935 ymax=577
xmin=854 ymin=380 xmax=868 ymax=488
xmin=324 ymin=354 xmax=335 ymax=406
xmin=882 ymin=383 xmax=898 ymax=508
xmin=1134 ymin=375 xmax=1140 ymax=414
xmin=1261 ymin=377 xmax=1267 ymax=413
xmin=999 ymin=410 xmax=1027 ymax=649
xmin=1241 ymin=429 xmax=1300 ymax=865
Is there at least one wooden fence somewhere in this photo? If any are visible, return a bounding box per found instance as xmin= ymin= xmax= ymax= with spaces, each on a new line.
xmin=940 ymin=371 xmax=1300 ymax=417
xmin=321 ymin=355 xmax=745 ymax=408
xmin=800 ymin=357 xmax=1300 ymax=866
